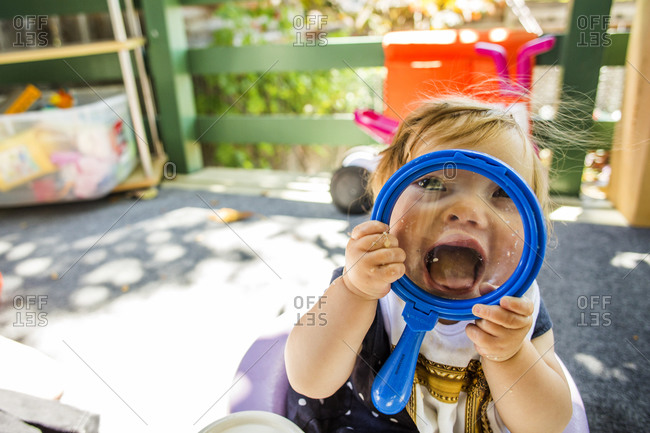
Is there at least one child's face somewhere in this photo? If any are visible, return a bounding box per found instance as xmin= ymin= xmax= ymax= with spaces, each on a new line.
xmin=388 ymin=131 xmax=534 ymax=299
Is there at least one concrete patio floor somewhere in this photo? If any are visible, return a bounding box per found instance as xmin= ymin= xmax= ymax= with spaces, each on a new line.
xmin=0 ymin=168 xmax=647 ymax=433
xmin=0 ymin=170 xmax=366 ymax=432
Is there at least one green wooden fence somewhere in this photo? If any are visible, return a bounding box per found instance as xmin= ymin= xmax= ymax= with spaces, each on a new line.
xmin=0 ymin=0 xmax=627 ymax=195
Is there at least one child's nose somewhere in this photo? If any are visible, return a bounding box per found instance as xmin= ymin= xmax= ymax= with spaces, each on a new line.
xmin=443 ymin=199 xmax=489 ymax=227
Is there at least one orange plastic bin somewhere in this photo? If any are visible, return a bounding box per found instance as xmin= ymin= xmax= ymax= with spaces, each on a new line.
xmin=382 ymin=29 xmax=539 ymax=121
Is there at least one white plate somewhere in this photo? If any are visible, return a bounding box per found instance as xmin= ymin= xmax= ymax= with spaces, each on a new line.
xmin=198 ymin=411 xmax=305 ymax=433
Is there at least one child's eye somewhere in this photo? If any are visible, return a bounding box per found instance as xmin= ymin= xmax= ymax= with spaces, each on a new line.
xmin=417 ymin=177 xmax=445 ymax=191
xmin=493 ymin=187 xmax=511 ymax=199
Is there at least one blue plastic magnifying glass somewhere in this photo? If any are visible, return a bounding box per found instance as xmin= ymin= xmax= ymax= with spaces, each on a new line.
xmin=370 ymin=149 xmax=546 ymax=415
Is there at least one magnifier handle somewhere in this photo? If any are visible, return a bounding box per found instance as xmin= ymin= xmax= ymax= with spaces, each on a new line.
xmin=371 ymin=326 xmax=426 ymax=415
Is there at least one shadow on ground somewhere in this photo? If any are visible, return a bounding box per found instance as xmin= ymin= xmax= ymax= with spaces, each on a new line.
xmin=0 ymin=188 xmax=648 ymax=432
xmin=0 ymin=188 xmax=365 ymax=432
xmin=539 ymin=222 xmax=650 ymax=433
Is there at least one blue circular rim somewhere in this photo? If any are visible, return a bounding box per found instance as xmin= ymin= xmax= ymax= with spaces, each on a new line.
xmin=371 ymin=149 xmax=546 ymax=321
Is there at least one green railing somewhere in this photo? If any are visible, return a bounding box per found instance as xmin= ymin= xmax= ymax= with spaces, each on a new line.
xmin=0 ymin=0 xmax=626 ymax=195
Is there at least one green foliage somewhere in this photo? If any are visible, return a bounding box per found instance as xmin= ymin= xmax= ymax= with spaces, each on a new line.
xmin=195 ymin=0 xmax=502 ymax=170
xmin=195 ymin=69 xmax=383 ymax=117
xmin=195 ymin=1 xmax=384 ymax=170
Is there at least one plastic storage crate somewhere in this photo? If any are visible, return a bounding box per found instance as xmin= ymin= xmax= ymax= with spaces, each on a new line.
xmin=0 ymin=91 xmax=137 ymax=207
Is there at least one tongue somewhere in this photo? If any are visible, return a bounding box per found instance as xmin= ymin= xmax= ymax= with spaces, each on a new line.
xmin=429 ymin=246 xmax=478 ymax=289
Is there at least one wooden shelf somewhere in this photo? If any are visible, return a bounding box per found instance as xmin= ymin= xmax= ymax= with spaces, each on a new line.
xmin=0 ymin=37 xmax=145 ymax=65
xmin=0 ymin=0 xmax=163 ymax=203
xmin=111 ymin=153 xmax=167 ymax=193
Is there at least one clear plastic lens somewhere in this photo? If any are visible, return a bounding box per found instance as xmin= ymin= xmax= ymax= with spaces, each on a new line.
xmin=389 ymin=169 xmax=523 ymax=300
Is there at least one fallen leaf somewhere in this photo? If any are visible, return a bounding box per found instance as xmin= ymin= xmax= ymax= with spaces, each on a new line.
xmin=50 ymin=272 xmax=59 ymax=280
xmin=209 ymin=208 xmax=253 ymax=223
xmin=121 ymin=285 xmax=129 ymax=293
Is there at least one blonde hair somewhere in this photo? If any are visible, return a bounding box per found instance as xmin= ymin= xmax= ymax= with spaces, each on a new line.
xmin=369 ymin=97 xmax=552 ymax=229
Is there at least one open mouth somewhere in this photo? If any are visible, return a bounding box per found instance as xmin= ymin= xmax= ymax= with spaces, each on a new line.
xmin=424 ymin=240 xmax=486 ymax=295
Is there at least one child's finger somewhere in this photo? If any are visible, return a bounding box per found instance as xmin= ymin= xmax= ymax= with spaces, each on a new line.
xmin=370 ymin=232 xmax=399 ymax=251
xmin=374 ymin=262 xmax=405 ymax=283
xmin=350 ymin=221 xmax=390 ymax=240
xmin=355 ymin=232 xmax=400 ymax=253
xmin=366 ymin=246 xmax=406 ymax=265
xmin=465 ymin=322 xmax=499 ymax=348
xmin=499 ymin=296 xmax=534 ymax=316
xmin=472 ymin=303 xmax=532 ymax=330
xmin=473 ymin=318 xmax=502 ymax=337
xmin=353 ymin=248 xmax=405 ymax=278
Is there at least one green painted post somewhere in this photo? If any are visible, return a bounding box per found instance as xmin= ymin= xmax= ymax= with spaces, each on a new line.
xmin=552 ymin=0 xmax=613 ymax=196
xmin=141 ymin=0 xmax=203 ymax=173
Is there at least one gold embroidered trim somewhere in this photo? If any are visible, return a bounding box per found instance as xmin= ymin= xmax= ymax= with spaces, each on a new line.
xmin=415 ymin=354 xmax=470 ymax=403
xmin=406 ymin=380 xmax=417 ymax=424
xmin=413 ymin=355 xmax=493 ymax=433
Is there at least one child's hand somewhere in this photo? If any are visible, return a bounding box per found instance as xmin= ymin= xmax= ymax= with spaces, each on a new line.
xmin=466 ymin=296 xmax=534 ymax=362
xmin=342 ymin=221 xmax=406 ymax=301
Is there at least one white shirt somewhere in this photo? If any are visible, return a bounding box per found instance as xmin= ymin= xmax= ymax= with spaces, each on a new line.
xmin=379 ymin=281 xmax=542 ymax=433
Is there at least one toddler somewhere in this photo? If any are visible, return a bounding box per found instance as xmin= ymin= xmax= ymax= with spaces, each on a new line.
xmin=285 ymin=98 xmax=572 ymax=433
